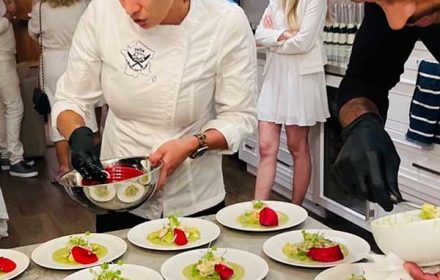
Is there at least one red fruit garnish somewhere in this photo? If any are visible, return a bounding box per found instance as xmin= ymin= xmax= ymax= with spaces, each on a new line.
xmin=71 ymin=246 xmax=98 ymax=264
xmin=259 ymin=207 xmax=279 ymax=226
xmin=215 ymin=263 xmax=234 ymax=280
xmin=0 ymin=257 xmax=16 ymax=273
xmin=174 ymin=228 xmax=188 ymax=246
xmin=307 ymin=245 xmax=344 ymax=262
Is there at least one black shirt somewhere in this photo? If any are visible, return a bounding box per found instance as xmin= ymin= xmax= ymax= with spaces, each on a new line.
xmin=337 ymin=3 xmax=440 ymax=119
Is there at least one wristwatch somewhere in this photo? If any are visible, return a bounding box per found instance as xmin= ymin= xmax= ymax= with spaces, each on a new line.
xmin=190 ymin=133 xmax=208 ymax=159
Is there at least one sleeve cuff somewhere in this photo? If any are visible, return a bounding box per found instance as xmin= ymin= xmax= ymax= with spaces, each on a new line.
xmin=202 ymin=119 xmax=243 ymax=154
xmin=51 ymin=102 xmax=99 ymax=136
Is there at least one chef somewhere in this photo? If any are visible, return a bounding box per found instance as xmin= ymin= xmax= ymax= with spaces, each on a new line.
xmin=52 ymin=0 xmax=257 ymax=231
xmin=333 ymin=0 xmax=439 ymax=210
xmin=333 ymin=0 xmax=439 ymax=279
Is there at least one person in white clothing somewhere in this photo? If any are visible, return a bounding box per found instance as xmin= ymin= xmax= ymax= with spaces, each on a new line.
xmin=254 ymin=0 xmax=329 ymax=205
xmin=52 ymin=0 xmax=257 ymax=231
xmin=28 ymin=0 xmax=103 ymax=176
xmin=0 ymin=0 xmax=38 ymax=178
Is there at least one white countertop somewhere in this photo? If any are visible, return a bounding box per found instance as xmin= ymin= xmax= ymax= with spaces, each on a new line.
xmin=10 ymin=215 xmax=335 ymax=280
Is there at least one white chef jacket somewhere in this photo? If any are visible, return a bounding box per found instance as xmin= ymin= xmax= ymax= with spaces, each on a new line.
xmin=0 ymin=0 xmax=15 ymax=61
xmin=52 ymin=0 xmax=258 ymax=219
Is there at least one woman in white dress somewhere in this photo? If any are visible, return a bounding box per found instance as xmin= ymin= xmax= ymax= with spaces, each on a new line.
xmin=52 ymin=0 xmax=257 ymax=231
xmin=254 ymin=0 xmax=329 ymax=205
xmin=28 ymin=0 xmax=101 ymax=176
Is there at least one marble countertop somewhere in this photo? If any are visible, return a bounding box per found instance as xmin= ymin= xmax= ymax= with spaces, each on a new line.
xmin=11 ymin=215 xmax=332 ymax=280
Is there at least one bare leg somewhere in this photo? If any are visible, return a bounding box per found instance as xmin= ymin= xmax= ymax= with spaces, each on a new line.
xmin=55 ymin=140 xmax=70 ymax=175
xmin=254 ymin=121 xmax=281 ymax=200
xmin=285 ymin=125 xmax=311 ymax=205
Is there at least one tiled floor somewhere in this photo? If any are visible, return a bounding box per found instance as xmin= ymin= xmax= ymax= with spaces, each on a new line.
xmin=0 ymin=149 xmax=380 ymax=253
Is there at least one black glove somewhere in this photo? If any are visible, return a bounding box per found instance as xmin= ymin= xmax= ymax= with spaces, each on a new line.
xmin=332 ymin=113 xmax=403 ymax=211
xmin=69 ymin=127 xmax=107 ymax=183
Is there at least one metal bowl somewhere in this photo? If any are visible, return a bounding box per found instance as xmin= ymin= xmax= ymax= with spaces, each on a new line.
xmin=57 ymin=157 xmax=160 ymax=213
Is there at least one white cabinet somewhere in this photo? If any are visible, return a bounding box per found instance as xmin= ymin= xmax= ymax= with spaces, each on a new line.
xmin=383 ymin=42 xmax=440 ymax=218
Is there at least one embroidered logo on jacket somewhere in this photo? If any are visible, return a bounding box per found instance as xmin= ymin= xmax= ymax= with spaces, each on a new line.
xmin=121 ymin=41 xmax=155 ymax=78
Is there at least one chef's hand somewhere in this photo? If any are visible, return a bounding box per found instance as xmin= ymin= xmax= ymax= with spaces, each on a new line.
xmin=332 ymin=113 xmax=402 ymax=211
xmin=405 ymin=262 xmax=440 ymax=280
xmin=149 ymin=137 xmax=198 ymax=190
xmin=69 ymin=127 xmax=107 ymax=183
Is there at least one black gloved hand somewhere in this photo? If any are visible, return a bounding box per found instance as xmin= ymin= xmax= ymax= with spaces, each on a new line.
xmin=68 ymin=127 xmax=107 ymax=183
xmin=332 ymin=113 xmax=403 ymax=211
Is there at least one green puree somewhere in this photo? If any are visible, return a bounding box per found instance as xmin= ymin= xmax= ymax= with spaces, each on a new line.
xmin=147 ymin=228 xmax=200 ymax=246
xmin=52 ymin=244 xmax=108 ymax=265
xmin=182 ymin=262 xmax=245 ymax=280
xmin=237 ymin=212 xmax=289 ymax=228
xmin=283 ymin=243 xmax=349 ymax=263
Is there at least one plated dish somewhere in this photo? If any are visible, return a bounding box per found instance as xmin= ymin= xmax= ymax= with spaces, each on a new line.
xmin=63 ymin=262 xmax=163 ymax=280
xmin=161 ymin=247 xmax=269 ymax=280
xmin=0 ymin=249 xmax=29 ymax=280
xmin=216 ymin=200 xmax=308 ymax=232
xmin=127 ymin=217 xmax=220 ymax=251
xmin=31 ymin=232 xmax=127 ymax=270
xmin=263 ymin=229 xmax=370 ymax=268
xmin=371 ymin=203 xmax=440 ymax=266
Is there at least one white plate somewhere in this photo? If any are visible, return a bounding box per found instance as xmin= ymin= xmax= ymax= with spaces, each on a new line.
xmin=0 ymin=249 xmax=30 ymax=280
xmin=161 ymin=248 xmax=269 ymax=280
xmin=215 ymin=200 xmax=308 ymax=232
xmin=263 ymin=229 xmax=371 ymax=268
xmin=63 ymin=264 xmax=163 ymax=280
xmin=314 ymin=263 xmax=372 ymax=280
xmin=127 ymin=218 xmax=221 ymax=251
xmin=31 ymin=233 xmax=127 ymax=270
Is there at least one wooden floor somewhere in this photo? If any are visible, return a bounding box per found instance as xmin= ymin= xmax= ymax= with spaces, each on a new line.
xmin=0 ymin=149 xmax=379 ymax=253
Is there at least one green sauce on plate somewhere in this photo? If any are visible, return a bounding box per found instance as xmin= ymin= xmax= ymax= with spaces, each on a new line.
xmin=182 ymin=262 xmax=245 ymax=280
xmin=282 ymin=243 xmax=349 ymax=263
xmin=237 ymin=212 xmax=289 ymax=228
xmin=147 ymin=228 xmax=200 ymax=246
xmin=52 ymin=243 xmax=108 ymax=265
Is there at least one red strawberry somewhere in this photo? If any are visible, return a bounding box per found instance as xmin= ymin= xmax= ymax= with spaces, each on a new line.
xmin=174 ymin=228 xmax=188 ymax=246
xmin=259 ymin=207 xmax=279 ymax=226
xmin=0 ymin=257 xmax=16 ymax=273
xmin=71 ymin=246 xmax=98 ymax=264
xmin=215 ymin=263 xmax=234 ymax=280
xmin=307 ymin=245 xmax=344 ymax=262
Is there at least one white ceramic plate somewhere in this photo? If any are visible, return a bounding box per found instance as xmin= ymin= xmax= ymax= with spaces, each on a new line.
xmin=161 ymin=248 xmax=269 ymax=280
xmin=314 ymin=263 xmax=372 ymax=280
xmin=0 ymin=249 xmax=30 ymax=280
xmin=63 ymin=264 xmax=163 ymax=280
xmin=263 ymin=229 xmax=371 ymax=268
xmin=31 ymin=233 xmax=127 ymax=270
xmin=127 ymin=218 xmax=221 ymax=251
xmin=215 ymin=200 xmax=308 ymax=232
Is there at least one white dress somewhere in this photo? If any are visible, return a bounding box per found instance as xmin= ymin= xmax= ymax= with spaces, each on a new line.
xmin=52 ymin=0 xmax=257 ymax=219
xmin=255 ymin=0 xmax=329 ymax=126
